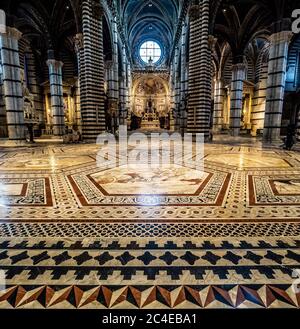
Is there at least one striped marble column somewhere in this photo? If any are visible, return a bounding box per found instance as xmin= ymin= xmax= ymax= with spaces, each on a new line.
xmin=74 ymin=33 xmax=83 ymax=132
xmin=180 ymin=22 xmax=188 ymax=134
xmin=0 ymin=27 xmax=25 ymax=141
xmin=187 ymin=0 xmax=211 ymax=140
xmin=297 ymin=109 xmax=300 ymax=141
xmin=74 ymin=78 xmax=81 ymax=132
xmin=80 ymin=0 xmax=106 ymax=140
xmin=119 ymin=46 xmax=127 ymax=125
xmin=107 ymin=17 xmax=119 ymax=128
xmin=263 ymin=31 xmax=293 ymax=142
xmin=175 ymin=46 xmax=181 ymax=131
xmin=251 ymin=63 xmax=268 ymax=135
xmin=213 ymin=79 xmax=224 ymax=133
xmin=126 ymin=64 xmax=132 ymax=121
xmin=0 ymin=66 xmax=7 ymax=137
xmin=230 ymin=63 xmax=246 ymax=136
xmin=169 ymin=60 xmax=176 ymax=130
xmin=47 ymin=59 xmax=64 ymax=136
xmin=174 ymin=46 xmax=181 ymax=132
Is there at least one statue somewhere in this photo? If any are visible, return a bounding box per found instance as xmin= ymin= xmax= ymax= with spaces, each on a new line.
xmin=20 ymin=69 xmax=35 ymax=121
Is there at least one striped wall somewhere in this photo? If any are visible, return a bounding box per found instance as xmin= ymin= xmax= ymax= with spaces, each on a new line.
xmin=222 ymin=54 xmax=233 ymax=85
xmin=263 ymin=31 xmax=293 ymax=142
xmin=251 ymin=62 xmax=268 ymax=134
xmin=80 ymin=0 xmax=106 ymax=140
xmin=61 ymin=50 xmax=77 ymax=81
xmin=286 ymin=35 xmax=300 ymax=140
xmin=187 ymin=0 xmax=211 ymax=140
xmin=285 ymin=35 xmax=300 ymax=92
xmin=0 ymin=27 xmax=25 ymax=141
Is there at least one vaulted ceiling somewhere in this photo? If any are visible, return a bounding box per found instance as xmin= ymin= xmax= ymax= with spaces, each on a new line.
xmin=118 ymin=0 xmax=181 ymax=65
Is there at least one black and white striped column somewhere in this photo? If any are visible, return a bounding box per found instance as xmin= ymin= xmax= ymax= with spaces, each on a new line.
xmin=213 ymin=79 xmax=224 ymax=132
xmin=187 ymin=0 xmax=211 ymax=140
xmin=263 ymin=31 xmax=293 ymax=142
xmin=180 ymin=22 xmax=188 ymax=134
xmin=0 ymin=62 xmax=7 ymax=137
xmin=119 ymin=46 xmax=127 ymax=125
xmin=175 ymin=46 xmax=181 ymax=131
xmin=47 ymin=59 xmax=65 ymax=136
xmin=0 ymin=27 xmax=25 ymax=141
xmin=109 ymin=18 xmax=119 ymax=104
xmin=80 ymin=0 xmax=106 ymax=140
xmin=74 ymin=78 xmax=81 ymax=131
xmin=297 ymin=109 xmax=300 ymax=141
xmin=126 ymin=64 xmax=132 ymax=120
xmin=74 ymin=33 xmax=83 ymax=132
xmin=106 ymin=17 xmax=119 ymax=128
xmin=230 ymin=63 xmax=246 ymax=136
xmin=251 ymin=63 xmax=268 ymax=135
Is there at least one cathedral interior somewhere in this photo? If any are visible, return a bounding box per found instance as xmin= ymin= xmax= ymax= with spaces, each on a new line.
xmin=0 ymin=0 xmax=300 ymax=316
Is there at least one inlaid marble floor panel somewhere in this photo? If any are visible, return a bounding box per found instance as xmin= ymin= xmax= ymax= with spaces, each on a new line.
xmin=0 ymin=142 xmax=300 ymax=309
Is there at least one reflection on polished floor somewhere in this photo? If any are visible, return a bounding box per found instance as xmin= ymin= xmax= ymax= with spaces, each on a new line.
xmin=0 ymin=141 xmax=300 ymax=309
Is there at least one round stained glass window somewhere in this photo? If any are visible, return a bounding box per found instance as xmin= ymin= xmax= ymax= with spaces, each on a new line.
xmin=139 ymin=40 xmax=162 ymax=64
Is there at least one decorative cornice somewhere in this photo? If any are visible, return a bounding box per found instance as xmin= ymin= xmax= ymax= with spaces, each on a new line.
xmin=0 ymin=26 xmax=22 ymax=40
xmin=208 ymin=35 xmax=217 ymax=51
xmin=232 ymin=63 xmax=246 ymax=71
xmin=269 ymin=31 xmax=293 ymax=44
xmin=74 ymin=33 xmax=84 ymax=52
xmin=46 ymin=59 xmax=64 ymax=69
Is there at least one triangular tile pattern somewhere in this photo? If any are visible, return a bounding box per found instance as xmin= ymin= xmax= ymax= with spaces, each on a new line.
xmin=0 ymin=285 xmax=299 ymax=309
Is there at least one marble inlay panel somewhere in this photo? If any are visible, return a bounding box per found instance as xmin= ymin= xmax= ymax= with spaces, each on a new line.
xmin=205 ymin=153 xmax=292 ymax=169
xmin=249 ymin=175 xmax=300 ymax=205
xmin=0 ymin=178 xmax=53 ymax=207
xmin=69 ymin=168 xmax=231 ymax=206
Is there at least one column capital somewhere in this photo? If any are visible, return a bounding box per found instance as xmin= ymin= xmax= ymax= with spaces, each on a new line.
xmin=92 ymin=1 xmax=104 ymax=18
xmin=104 ymin=60 xmax=113 ymax=69
xmin=74 ymin=33 xmax=83 ymax=52
xmin=46 ymin=59 xmax=64 ymax=69
xmin=208 ymin=35 xmax=217 ymax=51
xmin=189 ymin=4 xmax=200 ymax=21
xmin=269 ymin=31 xmax=293 ymax=44
xmin=232 ymin=63 xmax=246 ymax=71
xmin=0 ymin=26 xmax=22 ymax=40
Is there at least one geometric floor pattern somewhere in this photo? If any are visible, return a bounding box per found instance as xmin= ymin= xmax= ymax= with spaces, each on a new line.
xmin=0 ymin=141 xmax=300 ymax=309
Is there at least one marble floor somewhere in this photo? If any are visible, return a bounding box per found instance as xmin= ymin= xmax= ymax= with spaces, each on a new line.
xmin=0 ymin=140 xmax=300 ymax=309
